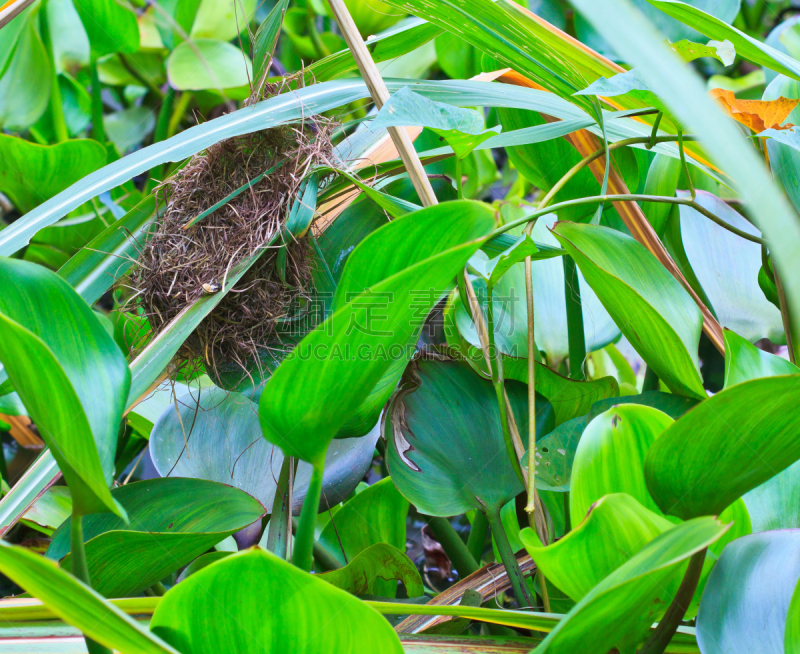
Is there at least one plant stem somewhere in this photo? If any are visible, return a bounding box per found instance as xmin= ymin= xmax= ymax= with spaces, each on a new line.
xmin=563 ymin=492 xmax=571 ymax=534
xmin=426 ymin=516 xmax=479 ymax=579
xmin=292 ymin=462 xmax=324 ymax=572
xmin=290 ymin=518 xmax=342 ymax=571
xmin=167 ymin=91 xmax=193 ymax=139
xmin=496 ymin=193 xmax=765 ymax=245
xmin=89 ymin=60 xmax=105 ymax=145
xmin=455 ymin=156 xmax=464 ymax=200
xmin=563 ymin=256 xmax=586 ymax=380
xmin=773 ymin=265 xmax=800 ymax=364
xmin=39 ymin=0 xmax=69 ymax=142
xmin=266 ymin=455 xmax=295 ymax=559
xmin=485 ymin=507 xmax=534 ymax=608
xmin=524 ymin=250 xmax=538 ymax=518
xmin=677 ymin=129 xmax=696 ymax=201
xmin=71 ymin=516 xmax=111 ymax=654
xmin=144 ymin=87 xmax=175 ymax=194
xmin=467 ymin=510 xmax=489 ymax=564
xmin=639 ymin=549 xmax=707 ymax=654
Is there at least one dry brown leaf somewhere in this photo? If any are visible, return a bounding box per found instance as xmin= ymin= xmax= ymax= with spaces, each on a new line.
xmin=710 ymin=88 xmax=799 ymax=131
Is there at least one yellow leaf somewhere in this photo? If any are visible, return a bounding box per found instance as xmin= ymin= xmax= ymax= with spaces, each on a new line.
xmin=710 ymin=88 xmax=799 ymax=132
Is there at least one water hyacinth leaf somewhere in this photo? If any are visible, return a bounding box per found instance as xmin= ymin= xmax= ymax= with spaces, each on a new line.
xmin=645 ymin=375 xmax=800 ymax=520
xmin=0 ymin=542 xmax=177 ymax=654
xmin=150 ymin=548 xmax=404 ymax=654
xmin=384 ymin=357 xmax=552 ymax=517
xmin=697 ymin=530 xmax=800 ymax=654
xmin=319 ymin=543 xmax=424 ymax=597
xmin=534 ymin=516 xmax=729 ymax=654
xmin=167 ymin=39 xmax=253 ymax=93
xmin=0 ymin=135 xmax=106 ymax=214
xmin=73 ymin=0 xmax=140 ymax=58
xmin=150 ymin=388 xmax=379 ymax=512
xmin=0 ymin=259 xmax=128 ymax=518
xmin=259 ymin=203 xmax=495 ymax=465
xmin=552 ymin=221 xmax=706 ymax=398
xmin=521 ymin=493 xmax=673 ymax=601
xmin=570 ymin=405 xmax=674 ymax=523
xmin=669 ymin=38 xmax=735 ymax=65
xmin=723 ymin=329 xmax=799 ymax=388
xmin=47 ymin=478 xmax=265 ymax=597
xmin=21 ymin=486 xmax=72 ymax=536
xmin=189 ymin=0 xmax=256 ymax=41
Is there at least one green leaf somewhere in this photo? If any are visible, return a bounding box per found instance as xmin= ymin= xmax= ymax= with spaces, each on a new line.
xmin=47 ymin=478 xmax=265 ymax=597
xmin=0 ymin=541 xmax=177 ymax=653
xmin=677 ymin=190 xmax=784 ymax=343
xmin=150 ymin=548 xmax=404 ymax=654
xmin=259 ymin=202 xmax=494 ymax=465
xmin=253 ymin=0 xmax=288 ymax=82
xmin=73 ymin=0 xmax=140 ymax=58
xmin=570 ymin=405 xmax=675 ymax=523
xmin=645 ymin=375 xmax=800 ymax=519
xmin=552 ymin=221 xmax=706 ymax=398
xmin=521 ymin=493 xmax=673 ymax=601
xmin=0 ymin=259 xmax=128 ymax=518
xmin=106 ymin=106 xmax=157 ymax=155
xmin=670 ymin=38 xmax=735 ymax=65
xmin=534 ymin=516 xmax=729 ymax=654
xmin=642 ymin=153 xmax=681 ymax=237
xmin=21 ymin=486 xmax=72 ymax=536
xmin=723 ymin=329 xmax=799 ymax=388
xmin=384 ymin=357 xmax=552 ymax=516
xmin=369 ymin=87 xmax=501 ymax=159
xmin=167 ymin=39 xmax=253 ymax=93
xmin=285 ymin=172 xmax=319 ymax=237
xmin=0 ymin=451 xmax=60 ymax=537
xmin=335 ymin=169 xmax=421 ymax=221
xmin=150 ymin=387 xmax=378 ymax=512
xmin=319 ymin=543 xmax=423 ymax=597
xmin=190 ymin=0 xmax=255 ymax=41
xmin=697 ymin=531 xmax=800 ymax=654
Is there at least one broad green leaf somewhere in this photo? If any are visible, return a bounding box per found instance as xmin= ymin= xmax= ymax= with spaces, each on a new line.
xmin=318 ymin=478 xmax=408 ymax=595
xmin=384 ymin=357 xmax=552 ymax=516
xmin=253 ymin=0 xmax=288 ymax=82
xmin=21 ymin=486 xmax=72 ymax=536
xmin=723 ymin=329 xmax=799 ymax=388
xmin=45 ymin=0 xmax=90 ymax=73
xmin=0 ymin=451 xmax=60 ymax=537
xmin=788 ymin=575 xmax=800 ymax=654
xmin=570 ymin=405 xmax=674 ymax=523
xmin=575 ymin=68 xmax=660 ymax=103
xmin=73 ymin=0 xmax=140 ymax=58
xmin=0 ymin=12 xmax=50 ymax=131
xmin=106 ymin=106 xmax=156 ymax=155
xmin=645 ymin=375 xmax=800 ymax=519
xmin=47 ymin=478 xmax=265 ymax=597
xmin=697 ymin=530 xmax=800 ymax=654
xmin=670 ymin=38 xmax=735 ymax=65
xmin=319 ymin=543 xmax=423 ymax=597
xmin=534 ymin=516 xmax=729 ymax=654
xmin=521 ymin=493 xmax=673 ymax=601
xmin=552 ymin=221 xmax=706 ymax=398
xmin=150 ymin=388 xmax=379 ymax=512
xmin=190 ymin=0 xmax=256 ymax=41
xmin=642 ymin=153 xmax=681 ymax=237
xmin=677 ymin=190 xmax=784 ymax=343
xmin=0 ymin=136 xmax=106 ymax=215
xmin=150 ymin=548 xmax=404 ymax=654
xmin=0 ymin=77 xmax=590 ymax=257
xmin=0 ymin=541 xmax=177 ymax=654
xmin=743 ymin=460 xmax=800 ymax=533
xmin=167 ymin=39 xmax=252 ymax=93
xmin=0 ymin=259 xmax=128 ymax=518
xmin=369 ymin=87 xmax=501 ymax=158
xmin=572 ymin=0 xmax=800 ymax=335
xmin=259 ymin=203 xmax=494 ymax=465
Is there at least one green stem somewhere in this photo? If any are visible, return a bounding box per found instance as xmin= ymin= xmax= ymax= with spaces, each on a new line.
xmin=639 ymin=549 xmax=707 ymax=654
xmin=496 ymin=193 xmax=765 ymax=245
xmin=563 ymin=256 xmax=586 ymax=380
xmin=677 ymin=129 xmax=696 ymax=201
xmin=40 ymin=0 xmax=69 ymax=142
xmin=290 ymin=518 xmax=343 ymax=571
xmin=642 ymin=366 xmax=660 ymax=392
xmin=292 ymin=462 xmax=324 ymax=572
xmin=773 ymin=266 xmax=800 ymax=365
xmin=71 ymin=516 xmax=111 ymax=654
xmin=467 ymin=510 xmax=489 ymax=564
xmin=563 ymin=492 xmax=571 ymax=534
xmin=144 ymin=87 xmax=176 ymax=194
xmin=485 ymin=507 xmax=533 ymax=608
xmin=266 ymin=455 xmax=295 ymax=560
xmin=426 ymin=516 xmax=479 ymax=579
xmin=167 ymin=91 xmax=193 ymax=139
xmin=455 ymin=156 xmax=463 ymax=200
xmin=89 ymin=60 xmax=105 ymax=145
xmin=647 ymin=112 xmax=663 ymax=149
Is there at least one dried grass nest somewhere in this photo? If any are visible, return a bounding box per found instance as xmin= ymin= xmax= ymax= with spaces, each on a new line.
xmin=122 ymin=86 xmax=337 ymax=377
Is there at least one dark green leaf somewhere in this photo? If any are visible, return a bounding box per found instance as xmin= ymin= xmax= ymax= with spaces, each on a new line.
xmin=320 ymin=543 xmax=423 ymax=597
xmin=253 ymin=0 xmax=288 ymax=82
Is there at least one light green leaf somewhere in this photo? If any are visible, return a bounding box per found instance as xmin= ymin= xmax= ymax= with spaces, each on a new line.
xmin=0 ymin=452 xmax=60 ymax=538
xmin=0 ymin=541 xmax=177 ymax=653
xmin=73 ymin=0 xmax=140 ymax=58
xmin=552 ymin=221 xmax=706 ymax=398
xmin=21 ymin=486 xmax=72 ymax=536
xmin=150 ymin=548 xmax=404 ymax=654
xmin=670 ymin=38 xmax=735 ymax=65
xmin=697 ymin=531 xmax=800 ymax=654
xmin=645 ymin=375 xmax=800 ymax=519
xmin=0 ymin=259 xmax=128 ymax=518
xmin=253 ymin=0 xmax=288 ymax=82
xmin=167 ymin=39 xmax=253 ymax=92
xmin=105 ymin=106 xmax=157 ymax=155
xmin=723 ymin=329 xmax=799 ymax=388
xmin=319 ymin=543 xmax=423 ymax=597
xmin=190 ymin=0 xmax=255 ymax=41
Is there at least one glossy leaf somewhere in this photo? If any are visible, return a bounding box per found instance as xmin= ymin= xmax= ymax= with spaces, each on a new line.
xmin=0 ymin=259 xmax=128 ymax=518
xmin=73 ymin=0 xmax=140 ymax=58
xmin=46 ymin=478 xmax=265 ymax=597
xmin=190 ymin=0 xmax=256 ymax=41
xmin=253 ymin=0 xmax=288 ymax=81
xmin=645 ymin=375 xmax=800 ymax=519
xmin=167 ymin=40 xmax=252 ymax=93
xmin=319 ymin=543 xmax=423 ymax=597
xmin=150 ymin=387 xmax=379 ymax=512
xmin=723 ymin=329 xmax=799 ymax=388
xmin=0 ymin=541 xmax=177 ymax=654
xmin=150 ymin=548 xmax=404 ymax=654
xmin=697 ymin=530 xmax=800 ymax=654
xmin=534 ymin=516 xmax=728 ymax=654
xmin=552 ymin=221 xmax=706 ymax=398
xmin=521 ymin=493 xmax=673 ymax=601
